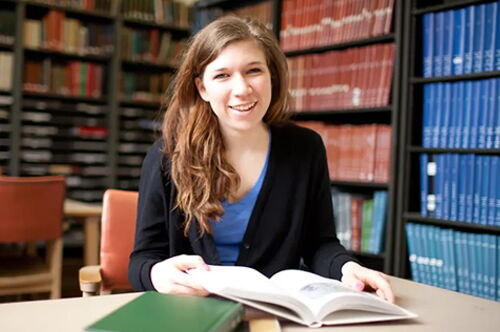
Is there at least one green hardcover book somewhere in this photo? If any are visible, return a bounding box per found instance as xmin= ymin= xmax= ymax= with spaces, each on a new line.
xmin=86 ymin=292 xmax=244 ymax=332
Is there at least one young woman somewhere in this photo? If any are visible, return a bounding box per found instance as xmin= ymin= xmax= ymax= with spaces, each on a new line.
xmin=128 ymin=16 xmax=394 ymax=303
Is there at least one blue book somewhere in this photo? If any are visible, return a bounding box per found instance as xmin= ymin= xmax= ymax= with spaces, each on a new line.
xmin=446 ymin=229 xmax=458 ymax=291
xmin=415 ymin=224 xmax=430 ymax=285
xmin=434 ymin=154 xmax=444 ymax=219
xmin=422 ymin=84 xmax=433 ymax=148
xmin=496 ymin=158 xmax=500 ymax=227
xmin=434 ymin=11 xmax=445 ymax=77
xmin=449 ymin=154 xmax=459 ymax=221
xmin=420 ymin=154 xmax=428 ymax=216
xmin=422 ymin=225 xmax=438 ymax=287
xmin=442 ymin=10 xmax=454 ymax=76
xmin=432 ymin=83 xmax=443 ymax=148
xmin=481 ymin=234 xmax=493 ymax=300
xmin=479 ymin=156 xmax=490 ymax=225
xmin=477 ymin=79 xmax=490 ymax=149
xmin=454 ymin=82 xmax=465 ymax=148
xmin=486 ymin=235 xmax=496 ymax=300
xmin=405 ymin=223 xmax=420 ymax=283
xmin=485 ymin=79 xmax=497 ymax=148
xmin=477 ymin=233 xmax=487 ymax=299
xmin=460 ymin=232 xmax=471 ymax=294
xmin=465 ymin=154 xmax=476 ymax=223
xmin=473 ymin=156 xmax=483 ymax=224
xmin=495 ymin=3 xmax=500 ymax=71
xmin=440 ymin=83 xmax=452 ymax=148
xmin=452 ymin=8 xmax=466 ymax=75
xmin=440 ymin=228 xmax=450 ymax=290
xmin=488 ymin=156 xmax=498 ymax=226
xmin=467 ymin=233 xmax=478 ymax=296
xmin=370 ymin=191 xmax=388 ymax=254
xmin=483 ymin=3 xmax=497 ymax=71
xmin=423 ymin=13 xmax=434 ymax=77
xmin=447 ymin=83 xmax=458 ymax=148
xmin=472 ymin=4 xmax=485 ymax=73
xmin=458 ymin=154 xmax=467 ymax=222
xmin=426 ymin=154 xmax=437 ymax=216
xmin=461 ymin=81 xmax=473 ymax=148
xmin=464 ymin=6 xmax=475 ymax=74
xmin=498 ymin=236 xmax=500 ymax=301
xmin=495 ymin=78 xmax=500 ymax=149
xmin=432 ymin=226 xmax=445 ymax=288
xmin=469 ymin=81 xmax=481 ymax=149
xmin=442 ymin=154 xmax=451 ymax=220
xmin=453 ymin=231 xmax=464 ymax=292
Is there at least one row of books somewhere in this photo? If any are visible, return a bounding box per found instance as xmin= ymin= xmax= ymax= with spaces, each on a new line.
xmin=23 ymin=99 xmax=107 ymax=115
xmin=122 ymin=0 xmax=191 ymax=28
xmin=21 ymin=164 xmax=109 ymax=176
xmin=0 ymin=52 xmax=13 ymax=90
xmin=288 ymin=43 xmax=394 ymax=111
xmin=0 ymin=9 xmax=15 ymax=45
xmin=24 ymin=14 xmax=114 ymax=55
xmin=422 ymin=1 xmax=500 ymax=77
xmin=406 ymin=223 xmax=499 ymax=301
xmin=298 ymin=122 xmax=391 ymax=183
xmin=28 ymin=0 xmax=116 ymax=14
xmin=21 ymin=150 xmax=107 ymax=163
xmin=332 ymin=189 xmax=388 ymax=254
xmin=121 ymin=27 xmax=186 ymax=65
xmin=420 ymin=153 xmax=499 ymax=226
xmin=121 ymin=71 xmax=171 ymax=103
xmin=422 ymin=79 xmax=500 ymax=149
xmin=21 ymin=138 xmax=107 ymax=151
xmin=192 ymin=1 xmax=274 ymax=32
xmin=21 ymin=125 xmax=108 ymax=138
xmin=280 ymin=0 xmax=394 ymax=51
xmin=22 ymin=111 xmax=106 ymax=127
xmin=24 ymin=59 xmax=105 ymax=98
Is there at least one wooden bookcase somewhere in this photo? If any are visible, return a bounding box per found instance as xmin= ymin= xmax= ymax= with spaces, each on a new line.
xmin=396 ymin=0 xmax=500 ymax=300
xmin=2 ymin=0 xmax=191 ymax=201
xmin=193 ymin=0 xmax=404 ymax=275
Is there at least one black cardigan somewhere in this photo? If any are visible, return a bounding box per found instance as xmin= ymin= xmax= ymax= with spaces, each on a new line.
xmin=128 ymin=123 xmax=353 ymax=291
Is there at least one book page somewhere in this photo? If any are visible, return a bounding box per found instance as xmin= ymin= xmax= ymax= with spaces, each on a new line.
xmin=188 ymin=266 xmax=313 ymax=322
xmin=270 ymin=270 xmax=415 ymax=321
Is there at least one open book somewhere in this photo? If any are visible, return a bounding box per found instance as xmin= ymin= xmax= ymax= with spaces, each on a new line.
xmin=188 ymin=266 xmax=417 ymax=328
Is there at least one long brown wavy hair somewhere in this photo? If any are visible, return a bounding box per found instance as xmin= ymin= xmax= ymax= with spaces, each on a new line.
xmin=163 ymin=16 xmax=290 ymax=236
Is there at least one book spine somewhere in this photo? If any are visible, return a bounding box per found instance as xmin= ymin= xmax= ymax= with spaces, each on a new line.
xmin=472 ymin=4 xmax=485 ymax=73
xmin=452 ymin=8 xmax=465 ymax=75
xmin=423 ymin=13 xmax=434 ymax=77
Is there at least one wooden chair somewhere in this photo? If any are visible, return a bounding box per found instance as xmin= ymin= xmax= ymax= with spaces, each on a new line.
xmin=79 ymin=189 xmax=138 ymax=296
xmin=0 ymin=176 xmax=66 ymax=299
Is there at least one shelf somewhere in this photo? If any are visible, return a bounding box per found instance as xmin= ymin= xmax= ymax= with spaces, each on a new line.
xmin=122 ymin=18 xmax=190 ymax=34
xmin=293 ymin=106 xmax=392 ymax=117
xmin=411 ymin=70 xmax=500 ymax=84
xmin=0 ymin=42 xmax=14 ymax=51
xmin=0 ymin=89 xmax=12 ymax=95
xmin=24 ymin=1 xmax=115 ymax=20
xmin=121 ymin=59 xmax=175 ymax=71
xmin=25 ymin=47 xmax=112 ymax=62
xmin=330 ymin=180 xmax=389 ymax=188
xmin=194 ymin=0 xmax=235 ymax=8
xmin=119 ymin=100 xmax=162 ymax=108
xmin=408 ymin=146 xmax=500 ymax=154
xmin=23 ymin=91 xmax=107 ymax=104
xmin=284 ymin=34 xmax=395 ymax=57
xmin=403 ymin=212 xmax=500 ymax=234
xmin=413 ymin=0 xmax=485 ymax=15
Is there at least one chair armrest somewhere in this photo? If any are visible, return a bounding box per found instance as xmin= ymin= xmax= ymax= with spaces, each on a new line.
xmin=79 ymin=265 xmax=102 ymax=297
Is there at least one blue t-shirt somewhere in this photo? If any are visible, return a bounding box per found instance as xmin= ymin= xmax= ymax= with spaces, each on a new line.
xmin=211 ymin=135 xmax=271 ymax=265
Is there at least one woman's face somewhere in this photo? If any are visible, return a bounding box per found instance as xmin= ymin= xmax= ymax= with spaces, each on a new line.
xmin=195 ymin=39 xmax=272 ymax=136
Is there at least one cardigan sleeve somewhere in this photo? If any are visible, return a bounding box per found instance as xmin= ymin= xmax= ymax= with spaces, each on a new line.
xmin=302 ymin=132 xmax=356 ymax=280
xmin=128 ymin=139 xmax=171 ymax=291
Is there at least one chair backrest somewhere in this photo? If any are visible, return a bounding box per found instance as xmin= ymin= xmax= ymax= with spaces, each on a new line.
xmin=0 ymin=176 xmax=66 ymax=242
xmin=99 ymin=189 xmax=138 ymax=291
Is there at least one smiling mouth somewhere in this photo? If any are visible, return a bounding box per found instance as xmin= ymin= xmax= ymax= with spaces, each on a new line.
xmin=228 ymin=102 xmax=257 ymax=112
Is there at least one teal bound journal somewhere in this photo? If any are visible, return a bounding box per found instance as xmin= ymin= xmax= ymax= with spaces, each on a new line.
xmin=86 ymin=292 xmax=244 ymax=332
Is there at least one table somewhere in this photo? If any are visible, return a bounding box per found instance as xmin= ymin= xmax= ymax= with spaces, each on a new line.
xmin=1 ymin=276 xmax=499 ymax=332
xmin=64 ymin=199 xmax=102 ymax=266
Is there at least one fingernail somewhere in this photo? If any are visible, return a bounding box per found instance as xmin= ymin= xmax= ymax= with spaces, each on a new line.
xmin=355 ymin=282 xmax=364 ymax=290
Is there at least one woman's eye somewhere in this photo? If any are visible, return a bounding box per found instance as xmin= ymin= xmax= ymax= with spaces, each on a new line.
xmin=214 ymin=73 xmax=229 ymax=80
xmin=248 ymin=68 xmax=262 ymax=74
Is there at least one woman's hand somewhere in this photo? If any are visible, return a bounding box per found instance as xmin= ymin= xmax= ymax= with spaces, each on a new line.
xmin=150 ymin=254 xmax=211 ymax=296
xmin=341 ymin=261 xmax=395 ymax=303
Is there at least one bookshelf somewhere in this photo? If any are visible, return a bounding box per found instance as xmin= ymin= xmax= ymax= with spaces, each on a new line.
xmin=2 ymin=0 xmax=192 ymax=202
xmin=396 ymin=0 xmax=500 ymax=301
xmin=193 ymin=0 xmax=403 ymax=275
